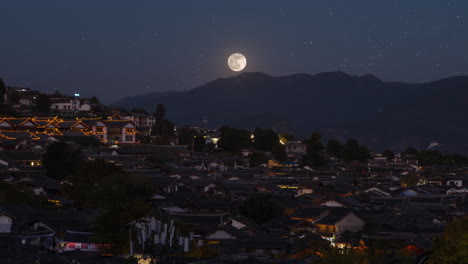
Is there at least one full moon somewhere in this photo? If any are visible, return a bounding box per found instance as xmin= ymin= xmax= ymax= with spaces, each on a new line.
xmin=227 ymin=53 xmax=247 ymax=72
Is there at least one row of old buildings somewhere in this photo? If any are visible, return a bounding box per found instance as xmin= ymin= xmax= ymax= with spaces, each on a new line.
xmin=0 ymin=113 xmax=157 ymax=146
xmin=0 ymin=128 xmax=467 ymax=263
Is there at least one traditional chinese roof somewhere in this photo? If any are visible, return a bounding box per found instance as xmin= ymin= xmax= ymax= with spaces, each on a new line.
xmin=0 ymin=118 xmax=39 ymax=128
xmin=0 ymin=151 xmax=42 ymax=161
xmin=80 ymin=118 xmax=106 ymax=127
xmin=102 ymin=120 xmax=135 ymax=128
xmin=34 ymin=120 xmax=59 ymax=129
xmin=56 ymin=120 xmax=89 ymax=130
xmin=0 ymin=131 xmax=40 ymax=140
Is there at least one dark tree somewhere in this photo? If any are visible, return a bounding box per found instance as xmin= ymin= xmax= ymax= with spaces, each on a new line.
xmin=443 ymin=153 xmax=468 ymax=166
xmin=0 ymin=103 xmax=15 ymax=116
xmin=64 ymin=158 xmax=121 ymax=203
xmin=33 ymin=93 xmax=51 ymax=114
xmin=249 ymin=152 xmax=268 ymax=167
xmin=342 ymin=138 xmax=359 ymax=161
xmin=327 ymin=138 xmax=343 ymax=157
xmin=154 ymin=104 xmax=166 ymax=122
xmin=89 ymin=96 xmax=100 ymax=105
xmin=400 ymin=173 xmax=419 ymax=187
xmin=240 ymin=193 xmax=283 ymax=224
xmin=358 ymin=145 xmax=371 ymax=162
xmin=416 ymin=150 xmax=444 ymax=165
xmin=271 ymin=143 xmax=287 ymax=162
xmin=62 ymin=159 xmax=153 ymax=254
xmin=150 ymin=104 xmax=175 ymax=144
xmin=382 ymin=149 xmax=395 ymax=160
xmin=303 ymin=132 xmax=326 ymax=166
xmin=217 ymin=126 xmax=252 ymax=151
xmin=253 ymin=128 xmax=279 ymax=151
xmin=52 ymin=90 xmax=63 ymax=96
xmin=278 ymin=133 xmax=295 ymax=144
xmin=0 ymin=78 xmax=6 ymax=104
xmin=401 ymin=147 xmax=418 ymax=157
xmin=194 ymin=135 xmax=206 ymax=152
xmin=43 ymin=142 xmax=82 ymax=180
xmin=7 ymin=90 xmax=20 ymax=105
xmin=428 ymin=218 xmax=468 ymax=264
xmin=342 ymin=138 xmax=370 ymax=162
xmin=177 ymin=127 xmax=197 ymax=146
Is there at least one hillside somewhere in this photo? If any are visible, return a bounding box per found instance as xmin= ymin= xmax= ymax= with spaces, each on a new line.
xmin=113 ymin=72 xmax=468 ymax=153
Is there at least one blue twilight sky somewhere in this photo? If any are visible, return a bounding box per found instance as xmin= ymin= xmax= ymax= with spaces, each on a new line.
xmin=0 ymin=0 xmax=467 ymax=103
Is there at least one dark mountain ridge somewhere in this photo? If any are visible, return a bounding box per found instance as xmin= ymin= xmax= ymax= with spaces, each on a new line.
xmin=113 ymin=72 xmax=468 ymax=153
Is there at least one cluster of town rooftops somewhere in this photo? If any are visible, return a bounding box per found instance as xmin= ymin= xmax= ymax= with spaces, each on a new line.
xmin=0 ymin=113 xmax=154 ymax=147
xmin=0 ymin=117 xmax=467 ymax=263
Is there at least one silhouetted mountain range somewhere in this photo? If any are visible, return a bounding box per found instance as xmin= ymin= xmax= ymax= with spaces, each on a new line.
xmin=113 ymin=71 xmax=468 ymax=153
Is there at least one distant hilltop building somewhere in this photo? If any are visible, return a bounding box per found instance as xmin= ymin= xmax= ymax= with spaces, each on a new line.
xmin=49 ymin=93 xmax=92 ymax=113
xmin=284 ymin=141 xmax=307 ymax=158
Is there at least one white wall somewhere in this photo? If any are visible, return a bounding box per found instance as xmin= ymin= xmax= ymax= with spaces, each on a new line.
xmin=335 ymin=213 xmax=364 ymax=234
xmin=0 ymin=215 xmax=12 ymax=233
xmin=206 ymin=230 xmax=235 ymax=240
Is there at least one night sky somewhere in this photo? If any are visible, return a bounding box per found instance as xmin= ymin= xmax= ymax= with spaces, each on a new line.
xmin=1 ymin=1 xmax=467 ymax=103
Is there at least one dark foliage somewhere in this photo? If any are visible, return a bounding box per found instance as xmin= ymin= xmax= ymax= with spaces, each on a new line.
xmin=0 ymin=78 xmax=5 ymax=104
xmin=327 ymin=138 xmax=344 ymax=157
xmin=303 ymin=132 xmax=326 ymax=166
xmin=217 ymin=126 xmax=252 ymax=151
xmin=428 ymin=218 xmax=468 ymax=264
xmin=89 ymin=96 xmax=101 ymax=105
xmin=252 ymin=128 xmax=279 ymax=151
xmin=382 ymin=149 xmax=395 ymax=160
xmin=151 ymin=104 xmax=175 ymax=144
xmin=278 ymin=133 xmax=295 ymax=143
xmin=240 ymin=193 xmax=284 ymax=224
xmin=271 ymin=143 xmax=287 ymax=162
xmin=63 ymin=159 xmax=153 ymax=254
xmin=33 ymin=93 xmax=51 ymax=115
xmin=177 ymin=127 xmax=197 ymax=146
xmin=249 ymin=152 xmax=268 ymax=167
xmin=42 ymin=142 xmax=82 ymax=180
xmin=342 ymin=138 xmax=371 ymax=162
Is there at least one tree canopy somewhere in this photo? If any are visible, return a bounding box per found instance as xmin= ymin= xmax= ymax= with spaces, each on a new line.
xmin=382 ymin=149 xmax=395 ymax=160
xmin=401 ymin=147 xmax=468 ymax=166
xmin=271 ymin=143 xmax=287 ymax=162
xmin=252 ymin=128 xmax=279 ymax=151
xmin=0 ymin=78 xmax=6 ymax=104
xmin=63 ymin=159 xmax=153 ymax=254
xmin=400 ymin=173 xmax=420 ymax=187
xmin=151 ymin=104 xmax=175 ymax=144
xmin=428 ymin=218 xmax=468 ymax=264
xmin=217 ymin=126 xmax=252 ymax=151
xmin=42 ymin=142 xmax=82 ymax=180
xmin=240 ymin=193 xmax=284 ymax=224
xmin=249 ymin=152 xmax=268 ymax=167
xmin=177 ymin=127 xmax=197 ymax=146
xmin=33 ymin=93 xmax=51 ymax=114
xmin=342 ymin=138 xmax=371 ymax=162
xmin=303 ymin=132 xmax=326 ymax=166
xmin=89 ymin=96 xmax=101 ymax=105
xmin=326 ymin=138 xmax=344 ymax=157
xmin=278 ymin=133 xmax=295 ymax=144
